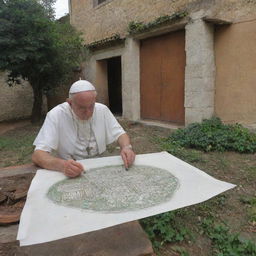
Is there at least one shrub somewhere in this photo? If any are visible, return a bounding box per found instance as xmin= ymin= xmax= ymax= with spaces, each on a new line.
xmin=166 ymin=117 xmax=256 ymax=153
xmin=201 ymin=218 xmax=256 ymax=256
xmin=140 ymin=211 xmax=190 ymax=250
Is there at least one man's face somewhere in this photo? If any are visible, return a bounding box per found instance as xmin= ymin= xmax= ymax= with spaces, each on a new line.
xmin=68 ymin=91 xmax=96 ymax=120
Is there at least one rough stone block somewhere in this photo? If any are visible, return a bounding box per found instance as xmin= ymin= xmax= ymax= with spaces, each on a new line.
xmin=0 ymin=164 xmax=38 ymax=178
xmin=15 ymin=221 xmax=155 ymax=256
xmin=1 ymin=222 xmax=155 ymax=256
xmin=185 ymin=107 xmax=214 ymax=125
xmin=185 ymin=63 xmax=215 ymax=79
xmin=185 ymin=90 xmax=214 ymax=108
xmin=185 ymin=77 xmax=215 ymax=92
xmin=189 ymin=10 xmax=206 ymax=20
xmin=122 ymin=38 xmax=140 ymax=121
xmin=186 ymin=49 xmax=214 ymax=65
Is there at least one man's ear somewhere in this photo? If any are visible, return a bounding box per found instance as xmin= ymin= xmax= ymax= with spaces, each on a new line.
xmin=66 ymin=98 xmax=72 ymax=106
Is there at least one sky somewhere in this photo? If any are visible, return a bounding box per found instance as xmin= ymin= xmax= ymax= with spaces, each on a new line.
xmin=54 ymin=0 xmax=69 ymax=19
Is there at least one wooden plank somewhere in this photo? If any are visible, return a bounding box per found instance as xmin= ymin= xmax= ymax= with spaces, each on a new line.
xmin=0 ymin=193 xmax=7 ymax=203
xmin=0 ymin=212 xmax=21 ymax=224
xmin=160 ymin=30 xmax=185 ymax=124
xmin=140 ymin=36 xmax=162 ymax=120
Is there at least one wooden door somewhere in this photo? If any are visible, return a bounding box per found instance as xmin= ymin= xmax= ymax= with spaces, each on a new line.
xmin=140 ymin=30 xmax=185 ymax=124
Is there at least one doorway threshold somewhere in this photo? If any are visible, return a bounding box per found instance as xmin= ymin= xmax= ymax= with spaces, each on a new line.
xmin=138 ymin=119 xmax=184 ymax=130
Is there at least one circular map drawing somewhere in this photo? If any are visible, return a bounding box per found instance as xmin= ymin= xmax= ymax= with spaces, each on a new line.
xmin=47 ymin=165 xmax=179 ymax=212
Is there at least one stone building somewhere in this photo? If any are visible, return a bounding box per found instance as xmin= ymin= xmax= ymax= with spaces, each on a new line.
xmin=69 ymin=0 xmax=256 ymax=126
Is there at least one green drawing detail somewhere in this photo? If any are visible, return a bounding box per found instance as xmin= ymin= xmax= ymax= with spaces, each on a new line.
xmin=47 ymin=165 xmax=179 ymax=212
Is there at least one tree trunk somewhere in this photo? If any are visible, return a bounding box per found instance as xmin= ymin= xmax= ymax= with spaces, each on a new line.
xmin=31 ymin=85 xmax=43 ymax=123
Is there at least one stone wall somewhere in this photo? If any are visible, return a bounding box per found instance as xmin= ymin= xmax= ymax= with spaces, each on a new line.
xmin=70 ymin=0 xmax=184 ymax=43
xmin=0 ymin=71 xmax=82 ymax=122
xmin=0 ymin=72 xmax=33 ymax=122
xmin=215 ymin=19 xmax=256 ymax=125
xmin=184 ymin=10 xmax=215 ymax=125
xmin=70 ymin=0 xmax=256 ymax=44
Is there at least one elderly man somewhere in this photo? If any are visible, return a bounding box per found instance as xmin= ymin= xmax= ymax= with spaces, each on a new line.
xmin=32 ymin=80 xmax=135 ymax=177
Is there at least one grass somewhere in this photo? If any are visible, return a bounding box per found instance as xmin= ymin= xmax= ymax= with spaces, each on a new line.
xmin=0 ymin=124 xmax=39 ymax=167
xmin=240 ymin=196 xmax=256 ymax=223
xmin=245 ymin=166 xmax=256 ymax=180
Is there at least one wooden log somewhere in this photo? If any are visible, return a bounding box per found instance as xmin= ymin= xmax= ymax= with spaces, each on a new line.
xmin=9 ymin=186 xmax=28 ymax=200
xmin=0 ymin=211 xmax=21 ymax=224
xmin=0 ymin=193 xmax=7 ymax=204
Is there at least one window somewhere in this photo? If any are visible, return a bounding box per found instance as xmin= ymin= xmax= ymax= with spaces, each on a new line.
xmin=98 ymin=0 xmax=107 ymax=4
xmin=93 ymin=0 xmax=110 ymax=7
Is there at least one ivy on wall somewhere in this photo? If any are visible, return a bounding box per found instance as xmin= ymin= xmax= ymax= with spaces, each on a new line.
xmin=128 ymin=10 xmax=188 ymax=35
xmin=85 ymin=10 xmax=188 ymax=50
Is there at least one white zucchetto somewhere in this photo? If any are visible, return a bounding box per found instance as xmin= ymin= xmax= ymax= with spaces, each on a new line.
xmin=69 ymin=80 xmax=96 ymax=95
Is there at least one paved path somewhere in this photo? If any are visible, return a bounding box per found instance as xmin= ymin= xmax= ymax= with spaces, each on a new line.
xmin=0 ymin=119 xmax=30 ymax=135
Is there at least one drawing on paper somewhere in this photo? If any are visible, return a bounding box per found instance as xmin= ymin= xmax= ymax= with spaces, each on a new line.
xmin=47 ymin=165 xmax=179 ymax=212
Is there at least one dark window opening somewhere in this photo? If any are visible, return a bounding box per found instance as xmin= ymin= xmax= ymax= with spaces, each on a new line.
xmin=107 ymin=57 xmax=122 ymax=115
xmin=98 ymin=0 xmax=107 ymax=4
xmin=93 ymin=0 xmax=108 ymax=7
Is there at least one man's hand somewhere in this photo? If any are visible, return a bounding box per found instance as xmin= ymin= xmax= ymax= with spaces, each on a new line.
xmin=120 ymin=146 xmax=136 ymax=169
xmin=117 ymin=133 xmax=136 ymax=169
xmin=32 ymin=150 xmax=84 ymax=177
xmin=63 ymin=159 xmax=84 ymax=177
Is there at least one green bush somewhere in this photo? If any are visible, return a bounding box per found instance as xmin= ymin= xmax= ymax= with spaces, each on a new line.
xmin=166 ymin=117 xmax=256 ymax=153
xmin=201 ymin=218 xmax=256 ymax=256
xmin=140 ymin=211 xmax=190 ymax=250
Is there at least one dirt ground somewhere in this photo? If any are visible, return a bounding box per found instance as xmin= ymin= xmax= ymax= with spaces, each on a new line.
xmin=0 ymin=119 xmax=255 ymax=256
xmin=0 ymin=119 xmax=31 ymax=136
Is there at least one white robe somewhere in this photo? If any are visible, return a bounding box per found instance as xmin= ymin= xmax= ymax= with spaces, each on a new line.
xmin=33 ymin=102 xmax=125 ymax=160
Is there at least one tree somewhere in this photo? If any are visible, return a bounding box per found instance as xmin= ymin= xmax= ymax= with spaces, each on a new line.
xmin=0 ymin=0 xmax=83 ymax=122
xmin=39 ymin=0 xmax=56 ymax=19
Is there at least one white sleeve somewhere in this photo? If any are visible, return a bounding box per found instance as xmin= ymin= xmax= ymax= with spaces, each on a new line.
xmin=33 ymin=111 xmax=59 ymax=152
xmin=34 ymin=144 xmax=52 ymax=153
xmin=104 ymin=107 xmax=126 ymax=145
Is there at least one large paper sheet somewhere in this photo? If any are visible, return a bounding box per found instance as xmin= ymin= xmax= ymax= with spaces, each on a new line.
xmin=17 ymin=152 xmax=236 ymax=246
